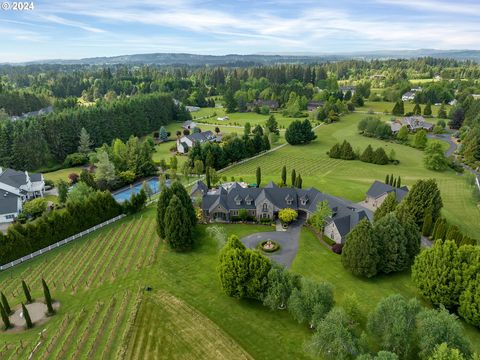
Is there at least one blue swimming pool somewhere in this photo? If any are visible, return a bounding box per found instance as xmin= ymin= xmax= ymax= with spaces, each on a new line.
xmin=113 ymin=178 xmax=162 ymax=202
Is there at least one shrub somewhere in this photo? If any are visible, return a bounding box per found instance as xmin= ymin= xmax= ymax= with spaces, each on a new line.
xmin=63 ymin=152 xmax=88 ymax=167
xmin=331 ymin=243 xmax=343 ymax=254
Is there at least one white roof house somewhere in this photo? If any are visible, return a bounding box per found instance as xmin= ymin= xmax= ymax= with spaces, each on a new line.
xmin=0 ymin=167 xmax=45 ymax=223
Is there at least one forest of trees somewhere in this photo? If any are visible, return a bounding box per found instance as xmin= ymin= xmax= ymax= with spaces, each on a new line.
xmin=0 ymin=93 xmax=188 ymax=170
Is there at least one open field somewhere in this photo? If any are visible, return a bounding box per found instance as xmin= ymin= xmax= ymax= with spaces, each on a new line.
xmin=1 ymin=207 xmax=479 ymax=359
xmin=358 ymin=101 xmax=451 ymax=118
xmin=219 ymin=113 xmax=480 ymax=237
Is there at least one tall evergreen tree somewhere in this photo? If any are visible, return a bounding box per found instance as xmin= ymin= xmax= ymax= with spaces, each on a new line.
xmin=281 ymin=165 xmax=287 ymax=186
xmin=0 ymin=302 xmax=10 ymax=330
xmin=77 ymin=127 xmax=92 ymax=154
xmin=156 ymin=187 xmax=173 ymax=238
xmin=164 ymin=195 xmax=193 ymax=251
xmin=265 ymin=115 xmax=279 ymax=135
xmin=423 ymin=102 xmax=432 ymax=117
xmin=170 ymin=181 xmax=197 ymax=228
xmin=374 ymin=192 xmax=398 ymax=222
xmin=42 ymin=279 xmax=55 ymax=315
xmin=22 ymin=303 xmax=33 ymax=329
xmin=291 ymin=169 xmax=296 ymax=187
xmin=401 ymin=179 xmax=443 ymax=227
xmin=342 ymin=219 xmax=379 ymax=278
xmin=385 ymin=174 xmax=390 ymax=185
xmin=360 ymin=145 xmax=374 ymax=163
xmin=422 ymin=212 xmax=433 ymax=237
xmin=375 ymin=213 xmax=409 ymax=274
xmin=22 ymin=280 xmax=32 ymax=303
xmin=206 ymin=165 xmax=211 ymax=189
xmin=0 ymin=292 xmax=11 ymax=315
xmin=256 ymin=167 xmax=261 ymax=187
xmin=413 ymin=103 xmax=422 ymax=115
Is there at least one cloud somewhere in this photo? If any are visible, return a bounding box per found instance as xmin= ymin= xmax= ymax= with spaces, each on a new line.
xmin=375 ymin=0 xmax=480 ymax=16
xmin=39 ymin=14 xmax=105 ymax=33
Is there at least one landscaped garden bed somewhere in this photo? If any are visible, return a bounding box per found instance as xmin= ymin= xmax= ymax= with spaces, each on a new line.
xmin=257 ymin=240 xmax=280 ymax=253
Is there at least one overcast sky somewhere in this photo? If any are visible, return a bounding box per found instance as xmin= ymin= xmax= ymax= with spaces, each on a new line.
xmin=1 ymin=0 xmax=480 ymax=62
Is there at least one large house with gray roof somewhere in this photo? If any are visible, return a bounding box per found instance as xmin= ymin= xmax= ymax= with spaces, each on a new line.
xmin=364 ymin=180 xmax=409 ymax=209
xmin=0 ymin=167 xmax=45 ymax=223
xmin=176 ymin=130 xmax=221 ymax=154
xmin=193 ymin=180 xmax=373 ymax=244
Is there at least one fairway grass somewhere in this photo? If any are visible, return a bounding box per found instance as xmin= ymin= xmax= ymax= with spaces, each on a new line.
xmin=220 ymin=113 xmax=480 ymax=237
xmin=0 ymin=207 xmax=479 ymax=358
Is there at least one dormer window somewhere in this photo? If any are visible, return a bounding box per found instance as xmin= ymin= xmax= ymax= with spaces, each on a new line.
xmin=262 ymin=203 xmax=268 ymax=212
xmin=234 ymin=195 xmax=242 ymax=206
xmin=285 ymin=194 xmax=293 ymax=206
xmin=287 ymin=200 xmax=292 ymax=205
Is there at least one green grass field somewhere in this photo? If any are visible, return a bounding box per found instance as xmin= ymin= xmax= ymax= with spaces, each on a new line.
xmin=43 ymin=167 xmax=85 ymax=183
xmin=358 ymin=101 xmax=451 ymax=118
xmin=219 ymin=113 xmax=480 ymax=237
xmin=1 ymin=207 xmax=479 ymax=359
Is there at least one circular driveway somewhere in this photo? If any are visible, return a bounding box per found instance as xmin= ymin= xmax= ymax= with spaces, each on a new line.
xmin=241 ymin=218 xmax=305 ymax=268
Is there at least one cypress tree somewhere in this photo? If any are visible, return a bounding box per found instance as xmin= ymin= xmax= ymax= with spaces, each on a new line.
xmin=42 ymin=279 xmax=54 ymax=315
xmin=397 ymin=176 xmax=401 ymax=188
xmin=431 ymin=217 xmax=443 ymax=240
xmin=297 ymin=175 xmax=303 ymax=189
xmin=281 ymin=165 xmax=287 ymax=186
xmin=389 ymin=174 xmax=394 ymax=185
xmin=22 ymin=303 xmax=33 ymax=329
xmin=256 ymin=167 xmax=261 ymax=187
xmin=156 ymin=187 xmax=173 ymax=238
xmin=164 ymin=195 xmax=193 ymax=251
xmin=205 ymin=166 xmax=211 ymax=189
xmin=0 ymin=292 xmax=11 ymax=315
xmin=0 ymin=302 xmax=10 ymax=329
xmin=374 ymin=192 xmax=398 ymax=222
xmin=22 ymin=280 xmax=32 ymax=303
xmin=435 ymin=221 xmax=448 ymax=241
xmin=385 ymin=174 xmax=390 ymax=185
xmin=170 ymin=181 xmax=197 ymax=228
xmin=423 ymin=102 xmax=432 ymax=116
xmin=291 ymin=169 xmax=296 ymax=187
xmin=422 ymin=212 xmax=433 ymax=237
xmin=413 ymin=103 xmax=422 ymax=115
xmin=340 ymin=140 xmax=355 ymax=160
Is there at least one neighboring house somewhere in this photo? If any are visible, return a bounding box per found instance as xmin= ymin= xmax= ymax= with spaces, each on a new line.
xmin=401 ymin=91 xmax=416 ymax=102
xmin=217 ymin=116 xmax=229 ymax=121
xmin=400 ymin=116 xmax=434 ymax=132
xmin=0 ymin=167 xmax=45 ymax=223
xmin=182 ymin=120 xmax=197 ymax=130
xmin=185 ymin=106 xmax=200 ymax=112
xmin=365 ymin=180 xmax=409 ymax=209
xmin=402 ymin=87 xmax=422 ymax=102
xmin=339 ymin=86 xmax=356 ymax=95
xmin=196 ymin=180 xmax=372 ymax=244
xmin=307 ymin=101 xmax=324 ymax=111
xmin=246 ymin=99 xmax=279 ymax=111
xmin=390 ymin=122 xmax=402 ymax=134
xmin=472 ymin=94 xmax=480 ymax=100
xmin=10 ymin=106 xmax=53 ymax=122
xmin=176 ymin=131 xmax=221 ymax=154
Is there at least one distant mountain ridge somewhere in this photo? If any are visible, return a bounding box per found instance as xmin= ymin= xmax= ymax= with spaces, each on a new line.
xmin=15 ymin=49 xmax=480 ymax=65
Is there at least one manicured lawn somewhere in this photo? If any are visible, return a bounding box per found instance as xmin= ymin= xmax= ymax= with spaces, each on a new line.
xmin=43 ymin=166 xmax=84 ymax=183
xmin=292 ymin=228 xmax=480 ymax=352
xmin=358 ymin=101 xmax=451 ymax=118
xmin=220 ymin=113 xmax=480 ymax=237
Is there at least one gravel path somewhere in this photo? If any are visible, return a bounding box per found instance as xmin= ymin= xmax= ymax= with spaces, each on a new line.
xmin=427 ymin=133 xmax=457 ymax=157
xmin=241 ymin=218 xmax=305 ymax=268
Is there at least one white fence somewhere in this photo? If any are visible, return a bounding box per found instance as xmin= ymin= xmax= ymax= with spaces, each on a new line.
xmin=0 ymin=214 xmax=126 ymax=271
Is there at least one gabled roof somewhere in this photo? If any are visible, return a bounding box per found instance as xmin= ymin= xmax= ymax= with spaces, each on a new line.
xmin=0 ymin=190 xmax=20 ymax=214
xmin=264 ymin=181 xmax=277 ymax=188
xmin=366 ymin=180 xmax=409 ymax=202
xmin=0 ymin=168 xmax=28 ymax=188
xmin=191 ymin=180 xmax=208 ymax=196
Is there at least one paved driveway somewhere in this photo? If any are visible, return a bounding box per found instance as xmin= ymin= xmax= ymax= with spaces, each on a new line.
xmin=427 ymin=133 xmax=457 ymax=157
xmin=241 ymin=218 xmax=305 ymax=268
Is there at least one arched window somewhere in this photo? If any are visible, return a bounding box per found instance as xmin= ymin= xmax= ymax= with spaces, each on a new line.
xmin=262 ymin=203 xmax=268 ymax=212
